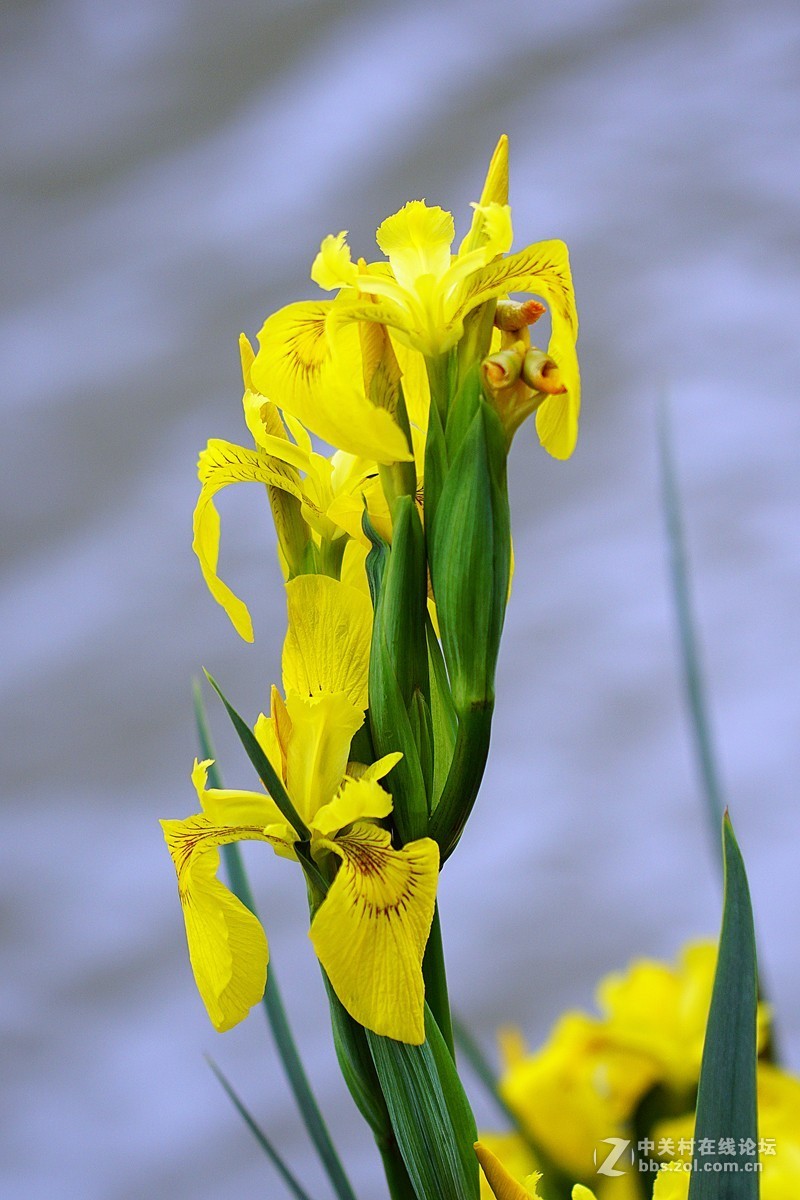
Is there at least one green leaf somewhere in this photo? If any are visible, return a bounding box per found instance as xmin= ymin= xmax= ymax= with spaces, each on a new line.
xmin=205 ymin=1056 xmax=319 ymax=1200
xmin=688 ymin=815 xmax=759 ymax=1200
xmin=657 ymin=398 xmax=726 ymax=856
xmin=193 ymin=683 xmax=356 ymax=1200
xmin=367 ymin=1007 xmax=480 ymax=1200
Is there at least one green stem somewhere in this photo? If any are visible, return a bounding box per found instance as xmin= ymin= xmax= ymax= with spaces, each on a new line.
xmin=422 ymin=905 xmax=454 ymax=1057
xmin=425 ymin=351 xmax=453 ymax=425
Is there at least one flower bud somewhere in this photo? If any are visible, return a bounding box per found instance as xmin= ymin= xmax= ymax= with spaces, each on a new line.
xmin=521 ymin=348 xmax=566 ymax=395
xmin=494 ymin=298 xmax=546 ymax=332
xmin=481 ymin=347 xmax=524 ymax=392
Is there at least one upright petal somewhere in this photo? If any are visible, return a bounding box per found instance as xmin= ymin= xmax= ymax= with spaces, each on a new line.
xmin=309 ymin=823 xmax=439 ymax=1043
xmin=312 ymin=774 xmax=394 ymax=839
xmin=161 ymin=813 xmax=272 ymax=1031
xmin=311 ymin=231 xmax=359 ymax=290
xmin=283 ymin=691 xmax=365 ymax=822
xmin=376 ymin=201 xmax=455 ymax=291
xmin=192 ymin=439 xmax=306 ymax=641
xmin=282 ymin=574 xmax=373 ymax=710
xmin=251 ymin=302 xmax=412 ymax=463
xmin=454 ymin=240 xmax=580 ymax=459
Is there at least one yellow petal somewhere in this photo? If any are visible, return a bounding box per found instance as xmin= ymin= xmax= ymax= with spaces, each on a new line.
xmin=311 ymin=231 xmax=359 ymax=290
xmin=474 ymin=1141 xmax=543 ymax=1200
xmin=479 ymin=134 xmax=510 ymax=209
xmin=376 ymin=201 xmax=455 ymax=291
xmin=251 ymin=302 xmax=412 ymax=464
xmin=284 ymin=691 xmax=365 ymax=822
xmin=312 ymin=775 xmax=394 ymax=839
xmin=191 ymin=757 xmax=285 ymax=827
xmin=359 ymin=751 xmax=404 ymax=782
xmin=454 ymin=240 xmax=580 ymax=459
xmin=309 ymin=823 xmax=439 ymax=1043
xmin=390 ymin=335 xmax=431 ymax=432
xmin=282 ymin=574 xmax=373 ymax=709
xmin=192 ymin=439 xmax=305 ymax=641
xmin=161 ymin=812 xmax=271 ymax=1031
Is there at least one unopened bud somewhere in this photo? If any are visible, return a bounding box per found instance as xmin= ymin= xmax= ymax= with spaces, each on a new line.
xmin=521 ymin=348 xmax=566 ymax=394
xmin=494 ymin=299 xmax=546 ymax=333
xmin=482 ymin=347 xmax=524 ymax=391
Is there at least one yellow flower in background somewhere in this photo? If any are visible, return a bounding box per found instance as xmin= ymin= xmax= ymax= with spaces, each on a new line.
xmin=596 ymin=941 xmax=769 ymax=1094
xmin=162 ymin=574 xmax=439 ymax=1042
xmin=498 ymin=1013 xmax=655 ymax=1179
xmin=494 ymin=941 xmax=772 ymax=1183
xmin=654 ymin=1063 xmax=800 ymax=1200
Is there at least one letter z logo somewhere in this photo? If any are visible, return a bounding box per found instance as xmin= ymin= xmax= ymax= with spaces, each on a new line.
xmin=594 ymin=1138 xmax=633 ymax=1177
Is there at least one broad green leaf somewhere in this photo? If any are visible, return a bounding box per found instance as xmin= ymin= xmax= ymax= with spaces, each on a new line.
xmin=688 ymin=815 xmax=758 ymax=1200
xmin=206 ymin=1056 xmax=318 ymax=1200
xmin=368 ymin=1006 xmax=480 ymax=1200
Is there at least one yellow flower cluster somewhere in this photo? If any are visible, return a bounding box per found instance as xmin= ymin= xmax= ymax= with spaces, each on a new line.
xmin=476 ymin=943 xmax=799 ymax=1200
xmin=162 ymin=136 xmax=581 ymax=1048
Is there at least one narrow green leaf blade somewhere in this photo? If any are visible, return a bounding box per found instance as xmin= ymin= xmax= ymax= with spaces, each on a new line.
xmin=205 ymin=1056 xmax=318 ymax=1200
xmin=688 ymin=815 xmax=758 ymax=1200
xmin=367 ymin=1007 xmax=480 ymax=1200
xmin=657 ymin=398 xmax=726 ymax=855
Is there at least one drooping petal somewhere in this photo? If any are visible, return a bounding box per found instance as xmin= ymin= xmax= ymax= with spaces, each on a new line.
xmin=192 ymin=439 xmax=305 ymax=641
xmin=251 ymin=302 xmax=411 ymax=464
xmin=283 ymin=691 xmax=365 ymax=822
xmin=311 ymin=775 xmax=394 ymax=839
xmin=376 ymin=201 xmax=455 ymax=291
xmin=309 ymin=823 xmax=439 ymax=1043
xmin=453 ymin=240 xmax=580 ymax=458
xmin=282 ymin=574 xmax=373 ymax=710
xmin=161 ymin=812 xmax=272 ymax=1031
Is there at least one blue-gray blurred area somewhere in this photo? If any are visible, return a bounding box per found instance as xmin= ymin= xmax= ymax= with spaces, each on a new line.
xmin=2 ymin=0 xmax=799 ymax=1195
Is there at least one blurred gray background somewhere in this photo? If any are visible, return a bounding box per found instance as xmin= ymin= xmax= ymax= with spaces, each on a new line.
xmin=2 ymin=0 xmax=798 ymax=1196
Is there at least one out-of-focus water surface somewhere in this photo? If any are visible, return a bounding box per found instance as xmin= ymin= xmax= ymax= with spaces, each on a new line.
xmin=2 ymin=0 xmax=799 ymax=1196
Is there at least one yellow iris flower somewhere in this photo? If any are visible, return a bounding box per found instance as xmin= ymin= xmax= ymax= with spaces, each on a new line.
xmin=162 ymin=574 xmax=439 ymax=1043
xmin=251 ymin=136 xmax=580 ymax=460
xmin=192 ymin=335 xmax=424 ymax=641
